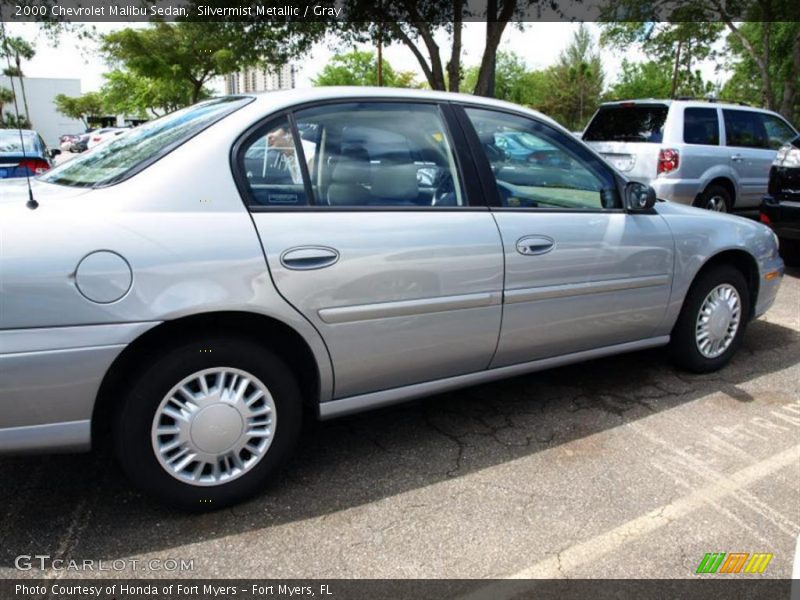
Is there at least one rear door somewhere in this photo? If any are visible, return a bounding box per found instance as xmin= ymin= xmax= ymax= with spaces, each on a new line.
xmin=459 ymin=105 xmax=674 ymax=367
xmin=582 ymin=103 xmax=670 ymax=183
xmin=235 ymin=101 xmax=504 ymax=398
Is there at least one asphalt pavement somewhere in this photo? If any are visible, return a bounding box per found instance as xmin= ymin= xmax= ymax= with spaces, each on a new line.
xmin=1 ymin=255 xmax=798 ymax=582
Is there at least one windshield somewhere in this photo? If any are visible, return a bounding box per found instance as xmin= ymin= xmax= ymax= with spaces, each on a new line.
xmin=40 ymin=97 xmax=252 ymax=187
xmin=583 ymin=105 xmax=669 ymax=143
xmin=0 ymin=131 xmax=39 ymax=154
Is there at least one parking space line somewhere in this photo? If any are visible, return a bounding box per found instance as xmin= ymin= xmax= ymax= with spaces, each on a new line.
xmin=461 ymin=443 xmax=800 ymax=591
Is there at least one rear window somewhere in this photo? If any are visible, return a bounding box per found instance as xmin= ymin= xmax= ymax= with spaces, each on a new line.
xmin=583 ymin=104 xmax=669 ymax=143
xmin=40 ymin=97 xmax=251 ymax=187
xmin=0 ymin=131 xmax=39 ymax=154
xmin=683 ymin=108 xmax=719 ymax=145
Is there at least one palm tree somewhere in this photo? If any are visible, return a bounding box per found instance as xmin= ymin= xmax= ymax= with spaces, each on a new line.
xmin=1 ymin=36 xmax=35 ymax=127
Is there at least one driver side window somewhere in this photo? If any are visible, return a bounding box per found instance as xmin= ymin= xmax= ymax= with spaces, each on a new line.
xmin=465 ymin=108 xmax=620 ymax=210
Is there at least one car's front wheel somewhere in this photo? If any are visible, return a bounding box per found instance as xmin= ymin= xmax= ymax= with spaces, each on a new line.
xmin=114 ymin=336 xmax=302 ymax=510
xmin=669 ymin=265 xmax=750 ymax=373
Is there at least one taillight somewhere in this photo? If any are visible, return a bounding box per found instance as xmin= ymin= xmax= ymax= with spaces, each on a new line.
xmin=92 ymin=136 xmax=101 ymax=142
xmin=657 ymin=148 xmax=679 ymax=175
xmin=18 ymin=158 xmax=50 ymax=175
xmin=759 ymin=212 xmax=771 ymax=225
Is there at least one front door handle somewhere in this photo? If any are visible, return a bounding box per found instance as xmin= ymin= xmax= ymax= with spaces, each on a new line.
xmin=516 ymin=235 xmax=555 ymax=256
xmin=280 ymin=246 xmax=340 ymax=270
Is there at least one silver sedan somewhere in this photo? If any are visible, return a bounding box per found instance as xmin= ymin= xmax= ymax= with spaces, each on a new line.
xmin=0 ymin=88 xmax=784 ymax=509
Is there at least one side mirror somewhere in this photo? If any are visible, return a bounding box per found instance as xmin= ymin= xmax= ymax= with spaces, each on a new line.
xmin=625 ymin=181 xmax=657 ymax=213
xmin=49 ymin=148 xmax=61 ymax=158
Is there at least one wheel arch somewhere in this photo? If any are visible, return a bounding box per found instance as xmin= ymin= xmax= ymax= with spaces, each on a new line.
xmin=698 ymin=177 xmax=737 ymax=209
xmin=685 ymin=248 xmax=759 ymax=320
xmin=91 ymin=311 xmax=323 ymax=447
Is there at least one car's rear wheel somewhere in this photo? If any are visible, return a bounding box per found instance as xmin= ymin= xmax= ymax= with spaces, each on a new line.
xmin=695 ymin=184 xmax=732 ymax=212
xmin=669 ymin=265 xmax=750 ymax=373
xmin=114 ymin=336 xmax=301 ymax=510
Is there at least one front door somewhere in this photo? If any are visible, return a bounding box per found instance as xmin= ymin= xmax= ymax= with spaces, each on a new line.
xmin=236 ymin=102 xmax=504 ymax=398
xmin=459 ymin=106 xmax=674 ymax=368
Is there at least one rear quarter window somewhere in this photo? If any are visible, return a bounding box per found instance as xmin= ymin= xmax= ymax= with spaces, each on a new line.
xmin=683 ymin=108 xmax=719 ymax=145
xmin=583 ymin=104 xmax=669 ymax=143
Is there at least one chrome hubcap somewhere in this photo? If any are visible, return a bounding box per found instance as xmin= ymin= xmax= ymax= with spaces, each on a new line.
xmin=706 ymin=195 xmax=727 ymax=212
xmin=695 ymin=284 xmax=741 ymax=358
xmin=151 ymin=367 xmax=276 ymax=486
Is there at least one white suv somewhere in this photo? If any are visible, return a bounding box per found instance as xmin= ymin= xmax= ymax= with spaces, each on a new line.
xmin=583 ymin=99 xmax=798 ymax=212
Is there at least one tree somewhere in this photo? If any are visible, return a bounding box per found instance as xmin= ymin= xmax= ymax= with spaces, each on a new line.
xmin=462 ymin=51 xmax=548 ymax=107
xmin=53 ymin=92 xmax=104 ymax=129
xmin=0 ymin=34 xmax=35 ymax=127
xmin=605 ymin=60 xmax=673 ymax=101
xmin=0 ymin=86 xmax=14 ymax=125
xmin=721 ymin=21 xmax=800 ymax=124
xmin=340 ymin=0 xmax=537 ymax=97
xmin=100 ymin=70 xmax=196 ymax=118
xmin=539 ymin=25 xmax=605 ymax=130
xmin=601 ymin=22 xmax=723 ymax=99
xmin=313 ymin=50 xmax=421 ymax=88
xmin=101 ymin=22 xmax=260 ymax=104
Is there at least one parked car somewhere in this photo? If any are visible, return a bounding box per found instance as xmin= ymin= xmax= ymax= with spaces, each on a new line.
xmin=0 ymin=129 xmax=59 ymax=179
xmin=59 ymin=133 xmax=82 ymax=152
xmin=0 ymin=88 xmax=784 ymax=509
xmin=760 ymin=134 xmax=800 ymax=263
xmin=582 ymin=99 xmax=798 ymax=212
xmin=69 ymin=131 xmax=93 ymax=153
xmin=86 ymin=127 xmax=130 ymax=149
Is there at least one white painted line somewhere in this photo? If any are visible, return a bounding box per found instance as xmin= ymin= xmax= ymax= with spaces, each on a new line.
xmin=458 ymin=443 xmax=800 ymax=599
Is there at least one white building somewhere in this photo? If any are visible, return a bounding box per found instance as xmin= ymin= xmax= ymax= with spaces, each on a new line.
xmin=0 ymin=76 xmax=85 ymax=146
xmin=224 ymin=63 xmax=296 ymax=95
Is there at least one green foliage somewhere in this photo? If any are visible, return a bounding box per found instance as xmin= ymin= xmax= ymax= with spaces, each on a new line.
xmin=721 ymin=21 xmax=800 ymax=124
xmin=53 ymin=92 xmax=104 ymax=128
xmin=3 ymin=113 xmax=30 ymax=129
xmin=101 ymin=22 xmax=260 ymax=104
xmin=312 ymin=51 xmax=421 ymax=88
xmin=462 ymin=51 xmax=548 ymax=107
xmin=539 ymin=25 xmax=605 ymax=131
xmin=100 ymin=70 xmax=197 ymax=118
xmin=600 ymin=22 xmax=722 ymax=99
xmin=605 ymin=59 xmax=714 ymax=101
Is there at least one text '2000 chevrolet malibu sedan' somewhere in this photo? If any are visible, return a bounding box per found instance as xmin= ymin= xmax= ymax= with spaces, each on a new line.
xmin=0 ymin=88 xmax=784 ymax=509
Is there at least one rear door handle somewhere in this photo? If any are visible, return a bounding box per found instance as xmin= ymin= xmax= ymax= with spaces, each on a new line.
xmin=731 ymin=153 xmax=744 ymax=162
xmin=280 ymin=246 xmax=340 ymax=270
xmin=516 ymin=235 xmax=555 ymax=256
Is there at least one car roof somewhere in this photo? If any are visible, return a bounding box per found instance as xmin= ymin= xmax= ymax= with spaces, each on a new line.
xmin=598 ymin=98 xmax=779 ymax=114
xmin=235 ymin=86 xmax=565 ymax=131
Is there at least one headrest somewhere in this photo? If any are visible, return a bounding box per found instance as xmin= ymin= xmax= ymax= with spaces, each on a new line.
xmin=331 ymin=156 xmax=370 ymax=185
xmin=370 ymin=163 xmax=418 ymax=201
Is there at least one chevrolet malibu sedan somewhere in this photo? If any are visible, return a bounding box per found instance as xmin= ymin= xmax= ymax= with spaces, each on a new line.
xmin=0 ymin=88 xmax=784 ymax=509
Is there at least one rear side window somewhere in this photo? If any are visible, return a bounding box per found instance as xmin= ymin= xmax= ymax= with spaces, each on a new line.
xmin=683 ymin=108 xmax=719 ymax=145
xmin=583 ymin=105 xmax=669 ymax=143
xmin=723 ymin=110 xmax=769 ymax=149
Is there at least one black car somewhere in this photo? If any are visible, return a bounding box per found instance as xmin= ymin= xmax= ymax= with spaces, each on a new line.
xmin=0 ymin=129 xmax=59 ymax=179
xmin=761 ymin=134 xmax=800 ymax=263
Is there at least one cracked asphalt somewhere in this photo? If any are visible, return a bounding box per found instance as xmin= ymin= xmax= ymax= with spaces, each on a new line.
xmin=1 ymin=266 xmax=799 ymax=581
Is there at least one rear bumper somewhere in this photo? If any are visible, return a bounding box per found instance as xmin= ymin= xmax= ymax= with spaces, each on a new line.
xmin=0 ymin=322 xmax=158 ymax=454
xmin=651 ymin=178 xmax=701 ymax=206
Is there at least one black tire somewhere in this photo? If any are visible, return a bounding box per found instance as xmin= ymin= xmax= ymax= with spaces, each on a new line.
xmin=113 ymin=335 xmax=302 ymax=511
xmin=695 ymin=184 xmax=732 ymax=212
xmin=669 ymin=265 xmax=750 ymax=373
xmin=779 ymin=238 xmax=800 ymax=267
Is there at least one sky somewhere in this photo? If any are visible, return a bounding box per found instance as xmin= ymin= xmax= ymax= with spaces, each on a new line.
xmin=5 ymin=22 xmax=729 ymax=95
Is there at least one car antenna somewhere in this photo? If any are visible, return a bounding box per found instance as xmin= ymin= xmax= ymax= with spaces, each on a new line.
xmin=1 ymin=20 xmax=37 ymax=210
